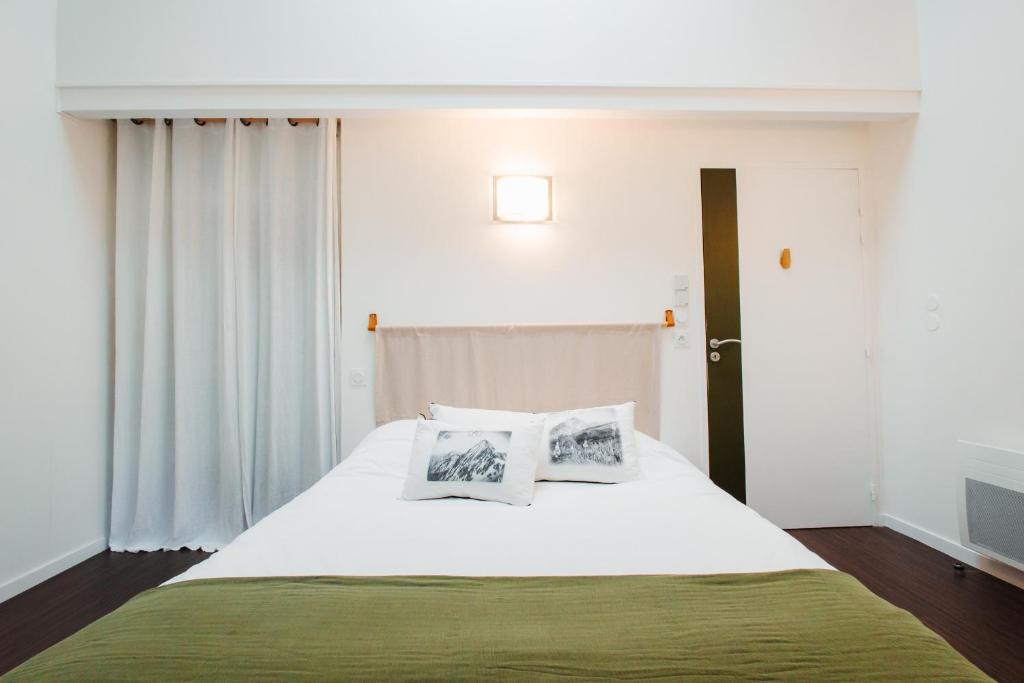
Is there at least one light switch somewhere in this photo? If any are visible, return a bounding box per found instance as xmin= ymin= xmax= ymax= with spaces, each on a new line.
xmin=674 ymin=274 xmax=689 ymax=290
xmin=674 ymin=289 xmax=689 ymax=307
xmin=675 ymin=306 xmax=689 ymax=328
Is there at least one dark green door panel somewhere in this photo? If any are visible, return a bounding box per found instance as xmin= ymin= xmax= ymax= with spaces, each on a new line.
xmin=700 ymin=169 xmax=746 ymax=502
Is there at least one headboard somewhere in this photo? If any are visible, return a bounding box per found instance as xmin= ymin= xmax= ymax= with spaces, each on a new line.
xmin=374 ymin=323 xmax=662 ymax=436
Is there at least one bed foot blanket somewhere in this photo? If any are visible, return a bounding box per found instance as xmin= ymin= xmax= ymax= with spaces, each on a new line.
xmin=4 ymin=570 xmax=987 ymax=681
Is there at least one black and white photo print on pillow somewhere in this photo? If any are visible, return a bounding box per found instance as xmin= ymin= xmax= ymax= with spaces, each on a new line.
xmin=427 ymin=430 xmax=510 ymax=482
xmin=402 ymin=417 xmax=543 ymax=505
xmin=537 ymin=402 xmax=641 ymax=483
xmin=548 ymin=407 xmax=623 ymax=467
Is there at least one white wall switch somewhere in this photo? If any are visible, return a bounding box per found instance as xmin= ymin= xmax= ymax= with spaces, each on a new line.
xmin=674 ymin=289 xmax=689 ymax=307
xmin=349 ymin=369 xmax=367 ymax=387
xmin=674 ymin=274 xmax=689 ymax=290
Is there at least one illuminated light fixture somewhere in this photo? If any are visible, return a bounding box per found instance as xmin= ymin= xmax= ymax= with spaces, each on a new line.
xmin=493 ymin=175 xmax=553 ymax=223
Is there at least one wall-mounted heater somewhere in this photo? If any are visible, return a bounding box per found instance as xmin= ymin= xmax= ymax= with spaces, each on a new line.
xmin=956 ymin=440 xmax=1024 ymax=572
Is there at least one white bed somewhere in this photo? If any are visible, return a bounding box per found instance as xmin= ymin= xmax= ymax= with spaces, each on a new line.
xmin=168 ymin=419 xmax=829 ymax=584
xmin=20 ymin=422 xmax=985 ymax=681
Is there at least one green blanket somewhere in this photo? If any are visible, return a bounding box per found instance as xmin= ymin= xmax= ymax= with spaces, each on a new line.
xmin=5 ymin=570 xmax=987 ymax=681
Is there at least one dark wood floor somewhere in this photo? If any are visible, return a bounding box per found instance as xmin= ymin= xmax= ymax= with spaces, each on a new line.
xmin=790 ymin=526 xmax=1024 ymax=682
xmin=1 ymin=528 xmax=1021 ymax=679
xmin=0 ymin=548 xmax=211 ymax=675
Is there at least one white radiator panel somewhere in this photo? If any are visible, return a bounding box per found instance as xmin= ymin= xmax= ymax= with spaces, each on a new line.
xmin=957 ymin=440 xmax=1024 ymax=572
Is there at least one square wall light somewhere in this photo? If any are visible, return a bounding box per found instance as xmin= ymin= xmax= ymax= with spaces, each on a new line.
xmin=493 ymin=175 xmax=553 ymax=223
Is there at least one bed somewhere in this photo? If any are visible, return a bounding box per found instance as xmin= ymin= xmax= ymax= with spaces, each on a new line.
xmin=6 ymin=420 xmax=987 ymax=681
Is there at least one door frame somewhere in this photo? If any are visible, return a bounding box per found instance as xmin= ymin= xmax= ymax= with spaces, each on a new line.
xmin=691 ymin=162 xmax=881 ymax=523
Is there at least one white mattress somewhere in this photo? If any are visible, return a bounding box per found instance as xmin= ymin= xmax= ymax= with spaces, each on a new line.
xmin=168 ymin=420 xmax=830 ymax=584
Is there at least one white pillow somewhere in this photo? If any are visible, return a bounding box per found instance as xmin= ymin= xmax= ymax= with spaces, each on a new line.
xmin=428 ymin=402 xmax=641 ymax=483
xmin=401 ymin=417 xmax=543 ymax=505
xmin=428 ymin=403 xmax=537 ymax=428
xmin=538 ymin=402 xmax=640 ymax=483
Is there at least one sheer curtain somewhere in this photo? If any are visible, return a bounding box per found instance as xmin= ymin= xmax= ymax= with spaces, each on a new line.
xmin=110 ymin=119 xmax=341 ymax=552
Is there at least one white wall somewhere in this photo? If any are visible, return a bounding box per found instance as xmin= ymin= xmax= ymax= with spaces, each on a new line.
xmin=58 ymin=0 xmax=918 ymax=89
xmin=54 ymin=0 xmax=920 ymax=119
xmin=340 ymin=117 xmax=869 ymax=463
xmin=0 ymin=0 xmax=115 ymax=602
xmin=870 ymin=0 xmax=1024 ymax=578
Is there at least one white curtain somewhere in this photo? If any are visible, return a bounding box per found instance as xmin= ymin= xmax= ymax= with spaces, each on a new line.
xmin=111 ymin=119 xmax=341 ymax=552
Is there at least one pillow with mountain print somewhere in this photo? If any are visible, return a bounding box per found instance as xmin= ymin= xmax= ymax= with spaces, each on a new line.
xmin=537 ymin=402 xmax=640 ymax=483
xmin=401 ymin=416 xmax=544 ymax=506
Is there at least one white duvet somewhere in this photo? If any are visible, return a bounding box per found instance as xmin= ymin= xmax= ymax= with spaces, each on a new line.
xmin=168 ymin=420 xmax=829 ymax=584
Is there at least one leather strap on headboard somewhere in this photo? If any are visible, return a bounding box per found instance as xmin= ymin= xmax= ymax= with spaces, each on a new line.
xmin=374 ymin=323 xmax=662 ymax=436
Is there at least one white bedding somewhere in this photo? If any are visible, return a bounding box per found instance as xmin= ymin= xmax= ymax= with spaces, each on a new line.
xmin=168 ymin=420 xmax=830 ymax=584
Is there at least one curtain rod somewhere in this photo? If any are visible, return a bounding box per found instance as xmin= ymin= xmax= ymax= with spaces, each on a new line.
xmin=128 ymin=118 xmax=320 ymax=127
xmin=367 ymin=310 xmax=676 ymax=332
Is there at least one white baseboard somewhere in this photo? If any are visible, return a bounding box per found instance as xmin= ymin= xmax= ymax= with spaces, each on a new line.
xmin=879 ymin=513 xmax=1024 ymax=590
xmin=0 ymin=537 xmax=108 ymax=605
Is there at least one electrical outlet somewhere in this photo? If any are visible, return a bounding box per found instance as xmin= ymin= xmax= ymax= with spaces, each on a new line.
xmin=349 ymin=369 xmax=367 ymax=387
xmin=673 ymin=330 xmax=689 ymax=348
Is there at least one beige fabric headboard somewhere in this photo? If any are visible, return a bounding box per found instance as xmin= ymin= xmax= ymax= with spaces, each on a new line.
xmin=374 ymin=323 xmax=662 ymax=437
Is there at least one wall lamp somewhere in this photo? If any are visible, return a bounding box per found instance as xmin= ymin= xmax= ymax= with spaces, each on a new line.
xmin=493 ymin=175 xmax=553 ymax=223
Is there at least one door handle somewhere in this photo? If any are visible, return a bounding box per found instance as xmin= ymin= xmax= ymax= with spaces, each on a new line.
xmin=709 ymin=338 xmax=741 ymax=349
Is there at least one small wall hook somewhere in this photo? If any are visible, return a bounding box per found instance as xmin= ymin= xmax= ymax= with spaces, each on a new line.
xmin=780 ymin=248 xmax=792 ymax=270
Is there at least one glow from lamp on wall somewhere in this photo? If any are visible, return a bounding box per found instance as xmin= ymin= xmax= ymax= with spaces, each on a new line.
xmin=493 ymin=175 xmax=553 ymax=223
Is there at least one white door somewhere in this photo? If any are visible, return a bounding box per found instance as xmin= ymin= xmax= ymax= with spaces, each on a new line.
xmin=736 ymin=168 xmax=873 ymax=528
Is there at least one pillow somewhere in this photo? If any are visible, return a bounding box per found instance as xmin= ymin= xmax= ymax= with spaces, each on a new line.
xmin=401 ymin=417 xmax=543 ymax=505
xmin=538 ymin=402 xmax=640 ymax=483
xmin=428 ymin=402 xmax=641 ymax=483
xmin=427 ymin=403 xmax=537 ymax=428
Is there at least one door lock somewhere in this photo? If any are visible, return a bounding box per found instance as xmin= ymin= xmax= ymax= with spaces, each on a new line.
xmin=709 ymin=351 xmax=721 ymax=362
